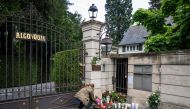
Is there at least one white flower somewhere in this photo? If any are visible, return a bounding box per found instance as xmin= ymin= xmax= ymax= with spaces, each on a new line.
xmin=155 ymin=100 xmax=158 ymax=103
xmin=145 ymin=101 xmax=149 ymax=106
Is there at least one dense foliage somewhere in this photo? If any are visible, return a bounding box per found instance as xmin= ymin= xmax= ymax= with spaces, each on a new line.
xmin=0 ymin=0 xmax=82 ymax=42
xmin=147 ymin=90 xmax=160 ymax=109
xmin=52 ymin=49 xmax=81 ymax=91
xmin=145 ymin=34 xmax=170 ymax=52
xmin=105 ymin=0 xmax=132 ymax=45
xmin=133 ymin=0 xmax=190 ymax=52
xmin=133 ymin=9 xmax=165 ymax=35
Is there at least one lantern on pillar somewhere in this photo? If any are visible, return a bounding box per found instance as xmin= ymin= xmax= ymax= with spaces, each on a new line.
xmin=101 ymin=36 xmax=112 ymax=55
xmin=88 ymin=4 xmax=98 ymax=19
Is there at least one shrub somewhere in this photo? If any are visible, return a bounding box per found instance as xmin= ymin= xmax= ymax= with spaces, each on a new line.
xmin=51 ymin=49 xmax=81 ymax=92
xmin=147 ymin=90 xmax=160 ymax=109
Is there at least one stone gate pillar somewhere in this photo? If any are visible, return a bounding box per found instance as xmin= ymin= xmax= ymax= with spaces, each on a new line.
xmin=82 ymin=20 xmax=104 ymax=98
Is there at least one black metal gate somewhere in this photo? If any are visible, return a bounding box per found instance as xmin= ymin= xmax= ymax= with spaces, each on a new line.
xmin=116 ymin=59 xmax=128 ymax=93
xmin=0 ymin=3 xmax=85 ymax=109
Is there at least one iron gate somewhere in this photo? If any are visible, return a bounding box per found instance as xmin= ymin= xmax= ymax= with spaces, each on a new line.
xmin=116 ymin=59 xmax=128 ymax=93
xmin=0 ymin=3 xmax=85 ymax=109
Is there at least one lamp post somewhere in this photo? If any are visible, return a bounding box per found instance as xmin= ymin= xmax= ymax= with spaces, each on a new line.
xmin=101 ymin=36 xmax=112 ymax=55
xmin=88 ymin=4 xmax=112 ymax=59
xmin=88 ymin=4 xmax=98 ymax=19
xmin=97 ymin=31 xmax=112 ymax=59
xmin=97 ymin=24 xmax=112 ymax=58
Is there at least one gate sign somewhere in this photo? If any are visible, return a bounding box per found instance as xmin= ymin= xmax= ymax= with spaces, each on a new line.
xmin=16 ymin=32 xmax=46 ymax=42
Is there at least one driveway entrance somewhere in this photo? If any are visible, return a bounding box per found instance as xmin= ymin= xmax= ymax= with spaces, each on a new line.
xmin=0 ymin=3 xmax=85 ymax=109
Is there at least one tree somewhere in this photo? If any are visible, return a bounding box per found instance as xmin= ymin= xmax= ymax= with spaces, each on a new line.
xmin=133 ymin=0 xmax=190 ymax=52
xmin=105 ymin=0 xmax=133 ymax=45
xmin=162 ymin=0 xmax=190 ymax=49
xmin=133 ymin=9 xmax=165 ymax=35
xmin=149 ymin=0 xmax=161 ymax=10
xmin=32 ymin=0 xmax=82 ymax=43
xmin=0 ymin=0 xmax=82 ymax=43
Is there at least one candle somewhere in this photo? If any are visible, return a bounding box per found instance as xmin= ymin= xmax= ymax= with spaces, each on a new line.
xmin=114 ymin=103 xmax=117 ymax=108
xmin=131 ymin=103 xmax=135 ymax=109
xmin=122 ymin=103 xmax=125 ymax=109
xmin=127 ymin=103 xmax=131 ymax=109
xmin=125 ymin=103 xmax=127 ymax=109
xmin=135 ymin=103 xmax=138 ymax=109
xmin=118 ymin=103 xmax=121 ymax=108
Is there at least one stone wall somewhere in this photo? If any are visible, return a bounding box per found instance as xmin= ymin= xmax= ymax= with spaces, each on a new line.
xmin=111 ymin=50 xmax=190 ymax=109
xmin=160 ymin=50 xmax=190 ymax=109
xmin=127 ymin=53 xmax=160 ymax=109
xmin=100 ymin=57 xmax=114 ymax=92
xmin=85 ymin=57 xmax=114 ymax=98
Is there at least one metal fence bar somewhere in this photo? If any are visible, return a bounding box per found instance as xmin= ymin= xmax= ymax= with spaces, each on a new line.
xmin=29 ymin=3 xmax=33 ymax=108
xmin=50 ymin=24 xmax=53 ymax=93
xmin=11 ymin=18 xmax=15 ymax=99
xmin=35 ymin=20 xmax=38 ymax=96
xmin=18 ymin=17 xmax=21 ymax=98
xmin=45 ymin=23 xmax=48 ymax=94
xmin=62 ymin=32 xmax=65 ymax=92
xmin=5 ymin=17 xmax=8 ymax=100
xmin=54 ymin=26 xmax=57 ymax=92
xmin=120 ymin=62 xmax=125 ymax=92
xmin=40 ymin=22 xmax=43 ymax=95
xmin=70 ymin=42 xmax=72 ymax=91
xmin=66 ymin=40 xmax=69 ymax=92
xmin=24 ymin=18 xmax=27 ymax=98
xmin=77 ymin=45 xmax=80 ymax=87
xmin=58 ymin=32 xmax=61 ymax=92
xmin=73 ymin=42 xmax=76 ymax=90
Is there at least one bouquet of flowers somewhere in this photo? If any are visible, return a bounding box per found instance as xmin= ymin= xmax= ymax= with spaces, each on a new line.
xmin=95 ymin=91 xmax=127 ymax=109
xmin=95 ymin=97 xmax=113 ymax=109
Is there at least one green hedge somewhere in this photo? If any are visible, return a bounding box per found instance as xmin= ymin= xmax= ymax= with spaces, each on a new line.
xmin=51 ymin=49 xmax=81 ymax=92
